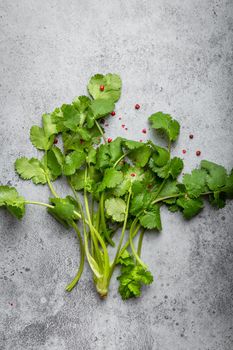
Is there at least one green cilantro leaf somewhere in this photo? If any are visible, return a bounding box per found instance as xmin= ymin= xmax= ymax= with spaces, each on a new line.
xmin=63 ymin=150 xmax=86 ymax=176
xmin=98 ymin=168 xmax=123 ymax=191
xmin=90 ymin=99 xmax=115 ymax=119
xmin=72 ymin=95 xmax=91 ymax=126
xmin=15 ymin=157 xmax=47 ymax=184
xmin=47 ymin=147 xmax=64 ymax=177
xmin=201 ymin=160 xmax=227 ymax=191
xmin=128 ymin=145 xmax=151 ymax=167
xmin=30 ymin=125 xmax=54 ymax=151
xmin=148 ymin=143 xmax=170 ymax=167
xmin=117 ymin=250 xmax=135 ymax=266
xmin=183 ymin=169 xmax=207 ymax=198
xmin=48 ymin=196 xmax=80 ymax=227
xmin=61 ymin=104 xmax=81 ymax=131
xmin=105 ymin=197 xmax=126 ymax=222
xmin=139 ymin=205 xmax=162 ymax=230
xmin=149 ymin=112 xmax=180 ymax=142
xmin=88 ymin=73 xmax=122 ymax=102
xmin=0 ymin=186 xmax=25 ymax=219
xmin=42 ymin=113 xmax=58 ymax=137
xmin=96 ymin=144 xmax=111 ymax=169
xmin=109 ymin=137 xmax=123 ymax=163
xmin=177 ymin=197 xmax=204 ymax=219
xmin=117 ymin=261 xmax=153 ymax=300
xmin=123 ymin=139 xmax=144 ymax=150
xmin=150 ymin=157 xmax=183 ymax=179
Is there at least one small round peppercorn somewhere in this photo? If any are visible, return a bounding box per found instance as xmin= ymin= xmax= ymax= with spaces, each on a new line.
xmin=189 ymin=134 xmax=194 ymax=139
xmin=111 ymin=111 xmax=116 ymax=116
xmin=196 ymin=150 xmax=201 ymax=156
xmin=100 ymin=85 xmax=105 ymax=91
xmin=182 ymin=149 xmax=186 ymax=154
xmin=53 ymin=138 xmax=58 ymax=144
xmin=107 ymin=138 xmax=112 ymax=143
xmin=130 ymin=173 xmax=136 ymax=177
xmin=135 ymin=104 xmax=140 ymax=110
xmin=142 ymin=128 xmax=147 ymax=134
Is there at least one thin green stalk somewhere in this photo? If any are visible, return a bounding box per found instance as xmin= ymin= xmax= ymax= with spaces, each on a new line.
xmin=95 ymin=120 xmax=107 ymax=143
xmin=84 ymin=185 xmax=102 ymax=265
xmin=84 ymin=168 xmax=110 ymax=276
xmin=100 ymin=192 xmax=115 ymax=246
xmin=137 ymin=229 xmax=145 ymax=257
xmin=25 ymin=200 xmax=54 ymax=209
xmin=120 ymin=223 xmax=141 ymax=256
xmin=113 ymin=152 xmax=129 ymax=168
xmin=109 ymin=189 xmax=132 ymax=278
xmin=46 ymin=176 xmax=59 ymax=198
xmin=66 ymin=222 xmax=85 ymax=292
xmin=130 ymin=222 xmax=147 ymax=269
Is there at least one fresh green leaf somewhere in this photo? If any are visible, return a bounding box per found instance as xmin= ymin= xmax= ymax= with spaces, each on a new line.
xmin=201 ymin=160 xmax=227 ymax=191
xmin=61 ymin=104 xmax=81 ymax=131
xmin=123 ymin=139 xmax=144 ymax=150
xmin=139 ymin=205 xmax=162 ymax=230
xmin=117 ymin=250 xmax=135 ymax=266
xmin=183 ymin=169 xmax=207 ymax=198
xmin=15 ymin=157 xmax=47 ymax=184
xmin=72 ymin=95 xmax=91 ymax=126
xmin=96 ymin=144 xmax=111 ymax=169
xmin=109 ymin=137 xmax=123 ymax=163
xmin=169 ymin=157 xmax=184 ymax=179
xmin=128 ymin=145 xmax=151 ymax=167
xmin=88 ymin=73 xmax=122 ymax=102
xmin=149 ymin=144 xmax=170 ymax=167
xmin=117 ymin=261 xmax=153 ymax=300
xmin=105 ymin=197 xmax=126 ymax=222
xmin=47 ymin=147 xmax=64 ymax=177
xmin=177 ymin=197 xmax=204 ymax=219
xmin=63 ymin=150 xmax=86 ymax=176
xmin=30 ymin=125 xmax=54 ymax=150
xmin=42 ymin=113 xmax=58 ymax=137
xmin=0 ymin=186 xmax=25 ymax=219
xmin=90 ymin=99 xmax=115 ymax=119
xmin=48 ymin=196 xmax=80 ymax=227
xmin=149 ymin=112 xmax=180 ymax=142
xmin=99 ymin=168 xmax=123 ymax=191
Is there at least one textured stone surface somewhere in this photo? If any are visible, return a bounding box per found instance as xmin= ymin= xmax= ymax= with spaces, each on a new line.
xmin=0 ymin=1 xmax=233 ymax=349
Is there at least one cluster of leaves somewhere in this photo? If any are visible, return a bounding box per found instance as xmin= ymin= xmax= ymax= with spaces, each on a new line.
xmin=1 ymin=73 xmax=233 ymax=300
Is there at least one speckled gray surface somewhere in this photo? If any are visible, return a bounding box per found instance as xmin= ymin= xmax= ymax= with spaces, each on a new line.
xmin=0 ymin=1 xmax=233 ymax=349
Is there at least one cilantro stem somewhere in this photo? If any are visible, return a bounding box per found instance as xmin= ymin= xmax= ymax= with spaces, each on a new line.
xmin=95 ymin=120 xmax=107 ymax=144
xmin=130 ymin=220 xmax=147 ymax=269
xmin=109 ymin=188 xmax=132 ymax=278
xmin=113 ymin=152 xmax=129 ymax=168
xmin=66 ymin=222 xmax=85 ymax=292
xmin=46 ymin=176 xmax=59 ymax=198
xmin=137 ymin=229 xmax=145 ymax=257
xmin=120 ymin=223 xmax=141 ymax=256
xmin=84 ymin=168 xmax=110 ymax=277
xmin=25 ymin=200 xmax=54 ymax=209
xmin=100 ymin=193 xmax=115 ymax=246
xmin=84 ymin=185 xmax=102 ymax=265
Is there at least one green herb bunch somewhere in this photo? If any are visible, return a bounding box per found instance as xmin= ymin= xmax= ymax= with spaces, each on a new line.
xmin=1 ymin=74 xmax=232 ymax=300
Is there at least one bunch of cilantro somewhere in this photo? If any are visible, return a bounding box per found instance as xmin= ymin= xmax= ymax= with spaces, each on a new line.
xmin=1 ymin=73 xmax=233 ymax=300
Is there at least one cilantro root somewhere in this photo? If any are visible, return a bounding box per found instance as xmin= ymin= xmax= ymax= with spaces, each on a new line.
xmin=1 ymin=73 xmax=233 ymax=300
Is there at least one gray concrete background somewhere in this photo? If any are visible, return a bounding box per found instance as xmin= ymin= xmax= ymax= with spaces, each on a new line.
xmin=0 ymin=0 xmax=233 ymax=349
